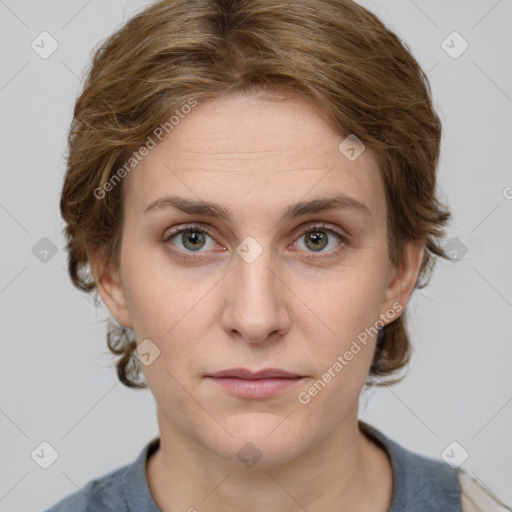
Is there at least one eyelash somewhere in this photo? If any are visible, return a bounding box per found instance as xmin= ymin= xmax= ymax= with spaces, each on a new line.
xmin=162 ymin=222 xmax=348 ymax=262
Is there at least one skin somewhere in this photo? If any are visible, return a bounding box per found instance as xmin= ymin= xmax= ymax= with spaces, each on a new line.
xmin=89 ymin=91 xmax=425 ymax=512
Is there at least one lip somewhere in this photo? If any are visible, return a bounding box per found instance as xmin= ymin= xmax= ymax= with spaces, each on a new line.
xmin=205 ymin=368 xmax=305 ymax=399
xmin=206 ymin=376 xmax=304 ymax=399
xmin=206 ymin=368 xmax=301 ymax=379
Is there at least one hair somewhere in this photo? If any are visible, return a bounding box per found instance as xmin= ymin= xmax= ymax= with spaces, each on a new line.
xmin=60 ymin=0 xmax=451 ymax=388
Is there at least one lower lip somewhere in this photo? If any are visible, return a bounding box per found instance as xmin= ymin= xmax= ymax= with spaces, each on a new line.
xmin=206 ymin=377 xmax=304 ymax=399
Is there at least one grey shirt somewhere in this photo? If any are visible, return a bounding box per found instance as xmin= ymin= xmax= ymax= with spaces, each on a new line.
xmin=44 ymin=420 xmax=462 ymax=511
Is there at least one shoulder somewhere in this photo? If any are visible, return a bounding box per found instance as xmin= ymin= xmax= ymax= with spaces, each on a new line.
xmin=458 ymin=470 xmax=512 ymax=512
xmin=43 ymin=438 xmax=160 ymax=512
xmin=360 ymin=421 xmax=461 ymax=510
xmin=359 ymin=421 xmax=512 ymax=512
xmin=389 ymin=437 xmax=462 ymax=505
xmin=43 ymin=463 xmax=130 ymax=512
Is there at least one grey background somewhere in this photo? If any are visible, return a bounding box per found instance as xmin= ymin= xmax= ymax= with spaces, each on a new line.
xmin=0 ymin=0 xmax=511 ymax=510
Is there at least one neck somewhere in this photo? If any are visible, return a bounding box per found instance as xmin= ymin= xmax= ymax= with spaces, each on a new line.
xmin=146 ymin=408 xmax=393 ymax=512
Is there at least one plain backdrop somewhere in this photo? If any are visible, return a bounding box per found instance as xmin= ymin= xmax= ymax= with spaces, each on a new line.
xmin=0 ymin=0 xmax=511 ymax=510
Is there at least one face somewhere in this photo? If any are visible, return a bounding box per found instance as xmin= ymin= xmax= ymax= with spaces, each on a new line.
xmin=91 ymin=92 xmax=423 ymax=466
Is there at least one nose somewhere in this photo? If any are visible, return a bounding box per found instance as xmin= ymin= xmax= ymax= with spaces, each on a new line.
xmin=220 ymin=242 xmax=291 ymax=344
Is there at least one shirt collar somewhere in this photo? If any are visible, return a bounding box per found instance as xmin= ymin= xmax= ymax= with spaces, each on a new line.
xmin=359 ymin=419 xmax=461 ymax=511
xmin=122 ymin=422 xmax=461 ymax=511
xmin=123 ymin=436 xmax=161 ymax=511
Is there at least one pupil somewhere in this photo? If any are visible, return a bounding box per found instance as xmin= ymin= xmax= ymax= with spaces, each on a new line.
xmin=183 ymin=229 xmax=205 ymax=251
xmin=306 ymin=231 xmax=327 ymax=251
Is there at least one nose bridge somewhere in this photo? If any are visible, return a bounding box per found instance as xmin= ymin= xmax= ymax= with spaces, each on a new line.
xmin=221 ymin=236 xmax=289 ymax=342
xmin=236 ymin=241 xmax=275 ymax=297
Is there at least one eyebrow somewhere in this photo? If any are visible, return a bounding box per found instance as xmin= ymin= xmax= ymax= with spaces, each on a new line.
xmin=143 ymin=193 xmax=371 ymax=222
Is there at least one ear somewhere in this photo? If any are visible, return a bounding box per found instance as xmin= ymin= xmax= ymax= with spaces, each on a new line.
xmin=87 ymin=245 xmax=133 ymax=328
xmin=379 ymin=241 xmax=425 ymax=323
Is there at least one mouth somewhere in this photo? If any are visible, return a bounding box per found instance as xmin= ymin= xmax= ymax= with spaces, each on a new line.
xmin=205 ymin=368 xmax=305 ymax=399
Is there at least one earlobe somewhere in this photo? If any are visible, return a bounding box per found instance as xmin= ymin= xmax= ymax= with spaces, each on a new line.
xmin=87 ymin=246 xmax=133 ymax=328
xmin=380 ymin=241 xmax=425 ymax=323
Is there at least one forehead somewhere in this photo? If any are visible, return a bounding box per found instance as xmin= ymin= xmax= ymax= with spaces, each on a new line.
xmin=123 ymin=93 xmax=385 ymax=223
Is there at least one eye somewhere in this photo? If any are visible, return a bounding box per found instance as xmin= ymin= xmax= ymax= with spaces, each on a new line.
xmin=162 ymin=222 xmax=347 ymax=261
xmin=294 ymin=223 xmax=347 ymax=255
xmin=163 ymin=225 xmax=218 ymax=253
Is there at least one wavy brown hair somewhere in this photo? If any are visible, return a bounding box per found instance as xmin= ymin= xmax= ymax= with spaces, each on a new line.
xmin=60 ymin=0 xmax=451 ymax=388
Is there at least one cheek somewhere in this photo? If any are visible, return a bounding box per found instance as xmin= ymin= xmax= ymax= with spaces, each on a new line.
xmin=313 ymin=268 xmax=387 ymax=342
xmin=301 ymin=270 xmax=387 ymax=390
xmin=141 ymin=361 xmax=215 ymax=444
xmin=122 ymin=264 xmax=218 ymax=388
xmin=120 ymin=239 xmax=200 ymax=338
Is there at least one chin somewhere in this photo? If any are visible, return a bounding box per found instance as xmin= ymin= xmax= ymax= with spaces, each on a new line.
xmin=204 ymin=416 xmax=309 ymax=468
xmin=212 ymin=438 xmax=302 ymax=468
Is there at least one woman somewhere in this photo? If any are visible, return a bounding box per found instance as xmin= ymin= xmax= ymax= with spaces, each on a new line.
xmin=46 ymin=0 xmax=509 ymax=510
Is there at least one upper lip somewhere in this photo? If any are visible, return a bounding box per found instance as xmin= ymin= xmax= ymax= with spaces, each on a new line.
xmin=206 ymin=368 xmax=302 ymax=379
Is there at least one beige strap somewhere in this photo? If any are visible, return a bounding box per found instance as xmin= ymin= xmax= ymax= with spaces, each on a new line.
xmin=459 ymin=470 xmax=511 ymax=512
